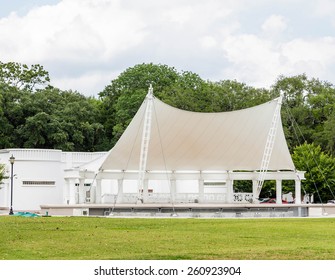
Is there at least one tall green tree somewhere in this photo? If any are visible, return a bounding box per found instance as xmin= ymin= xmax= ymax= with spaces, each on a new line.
xmin=273 ymin=74 xmax=335 ymax=153
xmin=0 ymin=83 xmax=107 ymax=151
xmin=208 ymin=80 xmax=273 ymax=112
xmin=292 ymin=142 xmax=335 ymax=202
xmin=99 ymin=63 xmax=187 ymax=146
xmin=0 ymin=61 xmax=50 ymax=91
xmin=14 ymin=88 xmax=107 ymax=151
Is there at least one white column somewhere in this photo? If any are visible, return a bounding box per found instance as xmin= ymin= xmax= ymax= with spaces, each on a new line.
xmin=95 ymin=179 xmax=102 ymax=204
xmin=226 ymin=178 xmax=233 ymax=203
xmin=90 ymin=184 xmax=96 ymax=204
xmin=63 ymin=179 xmax=70 ymax=204
xmin=117 ymin=179 xmax=124 ymax=203
xmin=276 ymin=180 xmax=283 ymax=204
xmin=143 ymin=179 xmax=149 ymax=203
xmin=252 ymin=180 xmax=258 ymax=202
xmin=198 ymin=175 xmax=204 ymax=203
xmin=78 ymin=178 xmax=86 ymax=204
xmin=68 ymin=178 xmax=77 ymax=204
xmin=295 ymin=179 xmax=302 ymax=205
xmin=170 ymin=177 xmax=176 ymax=203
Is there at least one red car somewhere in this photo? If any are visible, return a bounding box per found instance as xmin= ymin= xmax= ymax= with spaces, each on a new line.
xmin=260 ymin=198 xmax=289 ymax=204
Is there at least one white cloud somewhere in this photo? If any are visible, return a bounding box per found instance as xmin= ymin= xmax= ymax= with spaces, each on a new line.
xmin=312 ymin=0 xmax=335 ymax=17
xmin=0 ymin=0 xmax=335 ymax=95
xmin=0 ymin=0 xmax=146 ymax=63
xmin=53 ymin=70 xmax=120 ymax=96
xmin=200 ymin=36 xmax=219 ymax=49
xmin=220 ymin=33 xmax=335 ymax=88
xmin=282 ymin=37 xmax=335 ymax=79
xmin=0 ymin=0 xmax=243 ymax=94
xmin=282 ymin=37 xmax=335 ymax=63
xmin=221 ymin=34 xmax=283 ymax=87
xmin=261 ymin=15 xmax=288 ymax=35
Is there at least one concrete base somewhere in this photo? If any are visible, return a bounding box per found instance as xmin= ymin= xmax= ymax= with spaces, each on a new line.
xmin=38 ymin=203 xmax=335 ymax=218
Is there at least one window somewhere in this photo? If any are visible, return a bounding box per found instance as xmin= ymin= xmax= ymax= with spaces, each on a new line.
xmin=75 ymin=183 xmax=92 ymax=187
xmin=204 ymin=181 xmax=226 ymax=186
xmin=22 ymin=181 xmax=56 ymax=187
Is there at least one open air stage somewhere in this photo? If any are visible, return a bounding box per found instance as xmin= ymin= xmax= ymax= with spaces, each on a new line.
xmin=40 ymin=203 xmax=335 ymax=218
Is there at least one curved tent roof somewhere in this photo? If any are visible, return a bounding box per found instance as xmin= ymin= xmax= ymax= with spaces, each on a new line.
xmin=100 ymin=96 xmax=295 ymax=172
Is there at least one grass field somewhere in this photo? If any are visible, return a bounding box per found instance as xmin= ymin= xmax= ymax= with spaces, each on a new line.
xmin=0 ymin=216 xmax=335 ymax=260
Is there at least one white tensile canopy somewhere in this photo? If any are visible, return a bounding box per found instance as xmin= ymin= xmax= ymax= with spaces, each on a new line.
xmin=99 ymin=95 xmax=295 ymax=172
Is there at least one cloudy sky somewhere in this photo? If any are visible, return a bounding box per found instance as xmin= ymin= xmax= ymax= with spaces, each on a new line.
xmin=1 ymin=0 xmax=335 ymax=96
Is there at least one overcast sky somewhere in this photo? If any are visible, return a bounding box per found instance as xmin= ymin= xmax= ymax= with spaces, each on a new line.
xmin=1 ymin=0 xmax=335 ymax=96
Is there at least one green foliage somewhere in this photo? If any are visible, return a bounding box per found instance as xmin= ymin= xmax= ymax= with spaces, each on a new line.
xmin=273 ymin=74 xmax=335 ymax=153
xmin=0 ymin=61 xmax=50 ymax=91
xmin=0 ymin=85 xmax=107 ymax=151
xmin=0 ymin=163 xmax=6 ymax=185
xmin=292 ymin=143 xmax=335 ymax=202
xmin=99 ymin=63 xmax=181 ymax=146
xmin=2 ymin=60 xmax=335 ymax=203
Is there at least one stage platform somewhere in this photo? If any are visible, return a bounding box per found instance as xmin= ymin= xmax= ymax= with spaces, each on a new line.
xmin=39 ymin=203 xmax=335 ymax=218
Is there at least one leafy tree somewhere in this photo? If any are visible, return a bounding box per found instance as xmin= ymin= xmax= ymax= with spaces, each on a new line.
xmin=273 ymin=74 xmax=335 ymax=154
xmin=99 ymin=63 xmax=183 ymax=147
xmin=292 ymin=142 xmax=335 ymax=202
xmin=0 ymin=164 xmax=6 ymax=185
xmin=0 ymin=61 xmax=50 ymax=91
xmin=0 ymin=83 xmax=107 ymax=151
xmin=208 ymin=80 xmax=274 ymax=112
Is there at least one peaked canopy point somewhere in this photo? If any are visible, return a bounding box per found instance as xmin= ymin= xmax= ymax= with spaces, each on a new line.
xmin=99 ymin=94 xmax=295 ymax=173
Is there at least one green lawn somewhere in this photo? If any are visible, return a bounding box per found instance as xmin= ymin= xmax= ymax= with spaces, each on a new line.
xmin=0 ymin=216 xmax=334 ymax=260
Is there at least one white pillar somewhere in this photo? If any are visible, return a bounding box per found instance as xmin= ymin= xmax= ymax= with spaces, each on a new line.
xmin=90 ymin=184 xmax=96 ymax=203
xmin=68 ymin=178 xmax=77 ymax=204
xmin=63 ymin=179 xmax=70 ymax=205
xmin=252 ymin=180 xmax=258 ymax=202
xmin=226 ymin=178 xmax=233 ymax=203
xmin=78 ymin=178 xmax=86 ymax=204
xmin=198 ymin=175 xmax=204 ymax=203
xmin=170 ymin=176 xmax=176 ymax=203
xmin=276 ymin=180 xmax=282 ymax=204
xmin=143 ymin=179 xmax=149 ymax=203
xmin=295 ymin=179 xmax=302 ymax=205
xmin=95 ymin=179 xmax=102 ymax=204
xmin=117 ymin=179 xmax=124 ymax=203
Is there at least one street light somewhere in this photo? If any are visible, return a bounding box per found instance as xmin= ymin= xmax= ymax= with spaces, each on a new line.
xmin=9 ymin=154 xmax=15 ymax=215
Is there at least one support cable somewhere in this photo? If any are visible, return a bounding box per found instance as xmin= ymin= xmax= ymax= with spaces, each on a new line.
xmin=152 ymin=100 xmax=177 ymax=216
xmin=285 ymin=105 xmax=334 ymax=205
xmin=109 ymin=90 xmax=150 ymax=213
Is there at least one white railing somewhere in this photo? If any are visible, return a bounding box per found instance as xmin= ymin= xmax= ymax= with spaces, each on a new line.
xmin=100 ymin=192 xmax=231 ymax=204
xmin=233 ymin=193 xmax=253 ymax=203
xmin=61 ymin=151 xmax=107 ymax=164
xmin=7 ymin=149 xmax=62 ymax=162
xmin=90 ymin=192 xmax=254 ymax=204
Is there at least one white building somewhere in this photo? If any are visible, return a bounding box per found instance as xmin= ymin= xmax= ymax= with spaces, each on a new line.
xmin=0 ymin=148 xmax=305 ymax=213
xmin=0 ymin=89 xmax=307 ymax=214
xmin=0 ymin=149 xmax=106 ymax=211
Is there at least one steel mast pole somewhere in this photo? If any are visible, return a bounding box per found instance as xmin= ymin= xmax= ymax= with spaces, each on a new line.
xmin=254 ymin=92 xmax=284 ymax=202
xmin=137 ymin=85 xmax=154 ymax=203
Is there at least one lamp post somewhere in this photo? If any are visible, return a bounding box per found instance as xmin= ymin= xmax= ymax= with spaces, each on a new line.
xmin=9 ymin=155 xmax=15 ymax=215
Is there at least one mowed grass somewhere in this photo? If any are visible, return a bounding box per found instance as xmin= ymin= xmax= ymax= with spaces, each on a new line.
xmin=0 ymin=216 xmax=335 ymax=260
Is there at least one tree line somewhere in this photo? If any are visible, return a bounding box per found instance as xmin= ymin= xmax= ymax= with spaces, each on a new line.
xmin=1 ymin=61 xmax=335 ymax=202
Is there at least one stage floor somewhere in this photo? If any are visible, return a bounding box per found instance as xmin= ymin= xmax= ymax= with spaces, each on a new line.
xmin=39 ymin=203 xmax=335 ymax=218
